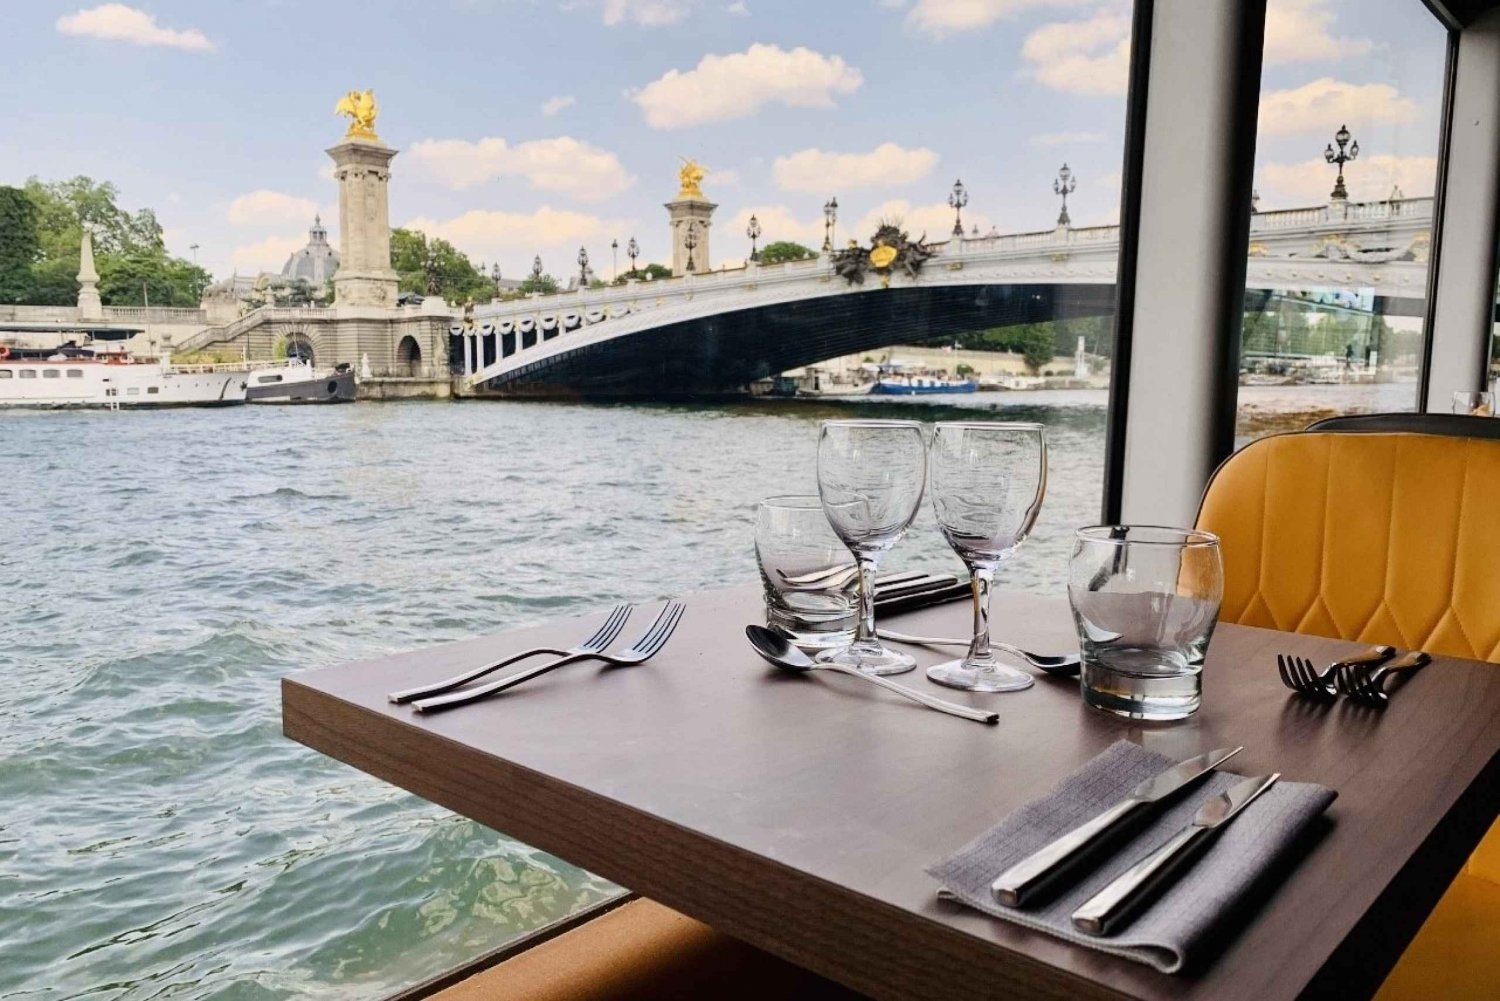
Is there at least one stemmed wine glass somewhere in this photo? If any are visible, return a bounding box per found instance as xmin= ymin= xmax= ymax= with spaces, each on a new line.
xmin=816 ymin=419 xmax=928 ymax=675
xmin=927 ymin=421 xmax=1047 ymax=692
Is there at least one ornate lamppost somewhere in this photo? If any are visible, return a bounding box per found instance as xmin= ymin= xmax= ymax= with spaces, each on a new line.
xmin=1053 ymin=163 xmax=1076 ymax=227
xmin=822 ymin=196 xmax=838 ymax=252
xmin=577 ymin=246 xmax=590 ymax=286
xmin=949 ymin=179 xmax=968 ymax=238
xmin=626 ymin=236 xmax=640 ymax=277
xmin=683 ymin=222 xmax=699 ymax=273
xmin=531 ymin=255 xmax=543 ymax=289
xmin=1250 ymin=189 xmax=1260 ymax=214
xmin=1324 ymin=124 xmax=1359 ymax=200
xmin=611 ymin=238 xmax=619 ymax=281
xmin=746 ymin=214 xmax=762 ymax=262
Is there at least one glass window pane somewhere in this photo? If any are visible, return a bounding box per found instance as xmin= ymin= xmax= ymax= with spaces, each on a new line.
xmin=1237 ymin=0 xmax=1446 ymax=445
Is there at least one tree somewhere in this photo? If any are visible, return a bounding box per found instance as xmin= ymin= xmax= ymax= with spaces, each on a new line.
xmin=1017 ymin=324 xmax=1056 ymax=374
xmin=97 ymin=252 xmax=210 ymax=307
xmin=390 ymin=227 xmax=494 ymax=302
xmin=0 ymin=186 xmax=39 ymax=303
xmin=758 ymin=241 xmax=815 ymax=265
xmin=518 ymin=272 xmax=560 ymax=294
xmin=614 ymin=263 xmax=673 ymax=284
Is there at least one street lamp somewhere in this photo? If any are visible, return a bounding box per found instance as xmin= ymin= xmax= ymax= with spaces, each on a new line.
xmin=531 ymin=255 xmax=544 ymax=288
xmin=578 ymin=246 xmax=590 ymax=286
xmin=611 ymin=238 xmax=619 ymax=281
xmin=1053 ymin=163 xmax=1076 ymax=227
xmin=1324 ymin=124 xmax=1360 ymax=201
xmin=684 ymin=222 xmax=699 ymax=273
xmin=1251 ymin=188 xmax=1261 ymax=214
xmin=948 ymin=179 xmax=968 ymax=238
xmin=822 ymin=196 xmax=838 ymax=252
xmin=746 ymin=214 xmax=762 ymax=261
xmin=189 ymin=243 xmax=199 ymax=265
xmin=626 ymin=236 xmax=639 ymax=277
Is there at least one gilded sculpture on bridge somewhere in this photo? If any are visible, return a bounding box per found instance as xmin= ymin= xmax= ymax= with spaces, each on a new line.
xmin=677 ymin=157 xmax=709 ymax=199
xmin=833 ymin=222 xmax=935 ymax=288
xmin=335 ymin=89 xmax=380 ymax=141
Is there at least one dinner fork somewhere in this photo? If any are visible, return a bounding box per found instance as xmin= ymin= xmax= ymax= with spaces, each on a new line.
xmin=1277 ymin=646 xmax=1394 ymax=701
xmin=1337 ymin=649 xmax=1432 ymax=707
xmin=388 ymin=604 xmax=632 ymax=704
xmin=412 ymin=602 xmax=687 ymax=713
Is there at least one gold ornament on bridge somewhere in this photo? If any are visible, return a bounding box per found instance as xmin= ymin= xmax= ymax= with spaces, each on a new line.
xmin=677 ymin=157 xmax=708 ymax=199
xmin=335 ymin=89 xmax=380 ymax=141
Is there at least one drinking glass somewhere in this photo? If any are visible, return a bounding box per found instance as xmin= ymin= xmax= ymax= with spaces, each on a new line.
xmin=1068 ymin=526 xmax=1223 ymax=720
xmin=755 ymin=495 xmax=857 ymax=650
xmin=1452 ymin=391 xmax=1494 ymax=416
xmin=926 ymin=422 xmax=1048 ymax=692
xmin=816 ymin=419 xmax=927 ymax=675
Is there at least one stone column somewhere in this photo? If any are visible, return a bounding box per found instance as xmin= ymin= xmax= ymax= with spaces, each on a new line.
xmin=666 ymin=198 xmax=716 ymax=276
xmin=327 ymin=138 xmax=400 ymax=307
xmin=76 ymin=228 xmax=102 ymax=320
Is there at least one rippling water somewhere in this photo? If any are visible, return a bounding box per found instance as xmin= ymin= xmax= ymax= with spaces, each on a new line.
xmin=0 ymin=384 xmax=1408 ymax=997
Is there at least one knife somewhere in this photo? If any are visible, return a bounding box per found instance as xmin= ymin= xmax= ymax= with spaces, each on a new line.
xmin=1071 ymin=772 xmax=1281 ymax=936
xmin=991 ymin=746 xmax=1243 ymax=908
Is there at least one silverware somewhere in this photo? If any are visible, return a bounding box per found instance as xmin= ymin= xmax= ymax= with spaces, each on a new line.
xmin=1071 ymin=772 xmax=1280 ymax=936
xmin=878 ymin=630 xmax=1081 ymax=676
xmin=388 ymin=604 xmax=633 ymax=704
xmin=778 ymin=563 xmax=857 ymax=589
xmin=990 ymin=746 xmax=1242 ymax=908
xmin=1338 ymin=649 xmax=1431 ymax=706
xmin=411 ymin=602 xmax=685 ymax=713
xmin=1277 ymin=645 xmax=1393 ymax=701
xmin=745 ymin=625 xmax=998 ymax=725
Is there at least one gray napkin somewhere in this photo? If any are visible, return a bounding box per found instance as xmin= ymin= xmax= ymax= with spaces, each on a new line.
xmin=927 ymin=740 xmax=1336 ymax=973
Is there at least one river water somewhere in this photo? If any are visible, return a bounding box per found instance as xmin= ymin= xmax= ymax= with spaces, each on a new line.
xmin=0 ymin=383 xmax=1412 ymax=998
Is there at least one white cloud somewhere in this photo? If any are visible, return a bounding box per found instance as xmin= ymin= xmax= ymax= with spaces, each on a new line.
xmin=541 ymin=95 xmax=577 ymax=116
xmin=1258 ymin=154 xmax=1436 ymax=206
xmin=711 ymin=168 xmax=742 ymax=186
xmin=632 ymin=44 xmax=863 ymax=129
xmin=726 ymin=1 xmax=749 ymax=14
xmin=772 ymin=143 xmax=939 ymax=193
xmin=602 ymin=0 xmax=693 ymax=25
xmin=1264 ymin=0 xmax=1375 ymax=65
xmin=726 ymin=205 xmax=826 ymax=250
xmin=56 ymin=4 xmax=215 ymax=52
xmin=850 ymin=199 xmax=995 ymax=242
xmin=227 ymin=190 xmax=319 ymax=227
xmin=1028 ymin=130 xmax=1106 ymax=147
xmin=230 ymin=234 xmax=305 ymax=275
xmin=1021 ymin=10 xmax=1130 ymax=96
xmin=1258 ymin=78 xmax=1418 ymax=136
xmin=908 ymin=0 xmax=1089 ymax=39
xmin=402 ymin=206 xmax=630 ymax=265
xmin=407 ymin=136 xmax=636 ymax=200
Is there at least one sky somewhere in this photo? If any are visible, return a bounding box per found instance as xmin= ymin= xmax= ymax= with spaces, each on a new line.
xmin=0 ymin=0 xmax=1450 ymax=283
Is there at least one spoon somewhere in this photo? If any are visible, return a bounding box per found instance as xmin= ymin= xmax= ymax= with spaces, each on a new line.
xmin=877 ymin=630 xmax=1081 ymax=676
xmin=745 ymin=626 xmax=998 ymax=725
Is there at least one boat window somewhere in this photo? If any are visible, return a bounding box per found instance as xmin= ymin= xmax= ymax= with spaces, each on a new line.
xmin=126 ymin=387 xmax=140 ymax=395
xmin=66 ymin=369 xmax=83 ymax=378
xmin=42 ymin=369 xmax=59 ymax=379
xmin=1234 ymin=0 xmax=1445 ymax=447
xmin=257 ymin=374 xmax=284 ymax=384
xmin=105 ymin=388 xmax=117 ymax=397
xmin=147 ymin=386 xmax=159 ymax=394
xmin=18 ymin=369 xmax=36 ymax=379
xmin=0 ymin=370 xmax=10 ymax=379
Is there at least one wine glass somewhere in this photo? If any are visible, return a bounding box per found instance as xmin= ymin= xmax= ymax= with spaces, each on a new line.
xmin=816 ymin=419 xmax=927 ymax=675
xmin=926 ymin=421 xmax=1047 ymax=692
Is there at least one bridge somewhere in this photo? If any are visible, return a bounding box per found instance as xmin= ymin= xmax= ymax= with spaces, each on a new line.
xmin=457 ymin=197 xmax=1432 ymax=397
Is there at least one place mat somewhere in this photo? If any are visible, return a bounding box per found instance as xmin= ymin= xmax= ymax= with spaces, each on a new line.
xmin=928 ymin=740 xmax=1336 ymax=974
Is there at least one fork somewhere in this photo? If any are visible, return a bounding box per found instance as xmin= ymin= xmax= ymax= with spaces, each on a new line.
xmin=388 ymin=604 xmax=632 ymax=704
xmin=1277 ymin=646 xmax=1394 ymax=701
xmin=1338 ymin=650 xmax=1432 ymax=707
xmin=411 ymin=602 xmax=686 ymax=713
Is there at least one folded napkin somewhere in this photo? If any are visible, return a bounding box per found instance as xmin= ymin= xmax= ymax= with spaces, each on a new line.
xmin=927 ymin=740 xmax=1336 ymax=973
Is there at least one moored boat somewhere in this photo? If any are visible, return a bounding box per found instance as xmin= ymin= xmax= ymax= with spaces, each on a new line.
xmin=246 ymin=359 xmax=357 ymax=404
xmin=0 ymin=347 xmax=248 ymax=409
xmin=868 ymin=375 xmax=978 ymax=395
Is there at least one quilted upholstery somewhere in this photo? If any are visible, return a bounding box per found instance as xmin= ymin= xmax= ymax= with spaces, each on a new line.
xmin=1197 ymin=430 xmax=1500 ymax=1001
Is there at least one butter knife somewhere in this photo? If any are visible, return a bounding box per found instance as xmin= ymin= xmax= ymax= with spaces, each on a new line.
xmin=991 ymin=746 xmax=1242 ymax=907
xmin=1071 ymin=772 xmax=1281 ymax=936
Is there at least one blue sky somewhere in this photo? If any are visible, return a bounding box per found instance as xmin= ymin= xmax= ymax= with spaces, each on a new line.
xmin=0 ymin=1 xmax=1448 ymax=282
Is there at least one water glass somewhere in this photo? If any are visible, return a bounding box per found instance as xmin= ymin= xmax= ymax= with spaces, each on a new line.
xmin=755 ymin=495 xmax=856 ymax=650
xmin=1452 ymin=391 xmax=1494 ymax=416
xmin=1067 ymin=526 xmax=1223 ymax=720
xmin=926 ymin=422 xmax=1047 ymax=693
xmin=816 ymin=419 xmax=927 ymax=675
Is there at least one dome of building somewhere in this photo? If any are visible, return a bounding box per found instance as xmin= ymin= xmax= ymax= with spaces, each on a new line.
xmin=281 ymin=216 xmax=340 ymax=287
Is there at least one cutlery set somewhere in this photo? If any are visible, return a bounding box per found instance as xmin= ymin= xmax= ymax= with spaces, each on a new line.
xmin=989 ymin=745 xmax=1278 ymax=937
xmin=1277 ymin=645 xmax=1431 ymax=706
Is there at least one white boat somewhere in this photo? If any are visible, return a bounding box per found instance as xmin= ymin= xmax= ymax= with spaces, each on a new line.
xmin=0 ymin=349 xmax=248 ymax=409
xmin=246 ymin=358 xmax=357 ymax=404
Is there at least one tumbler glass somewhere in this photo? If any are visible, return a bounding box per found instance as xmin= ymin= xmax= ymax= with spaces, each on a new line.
xmin=1067 ymin=526 xmax=1223 ymax=720
xmin=755 ymin=495 xmax=857 ymax=650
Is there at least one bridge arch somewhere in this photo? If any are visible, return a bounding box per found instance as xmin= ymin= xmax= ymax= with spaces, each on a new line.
xmin=396 ymin=335 xmax=423 ymax=376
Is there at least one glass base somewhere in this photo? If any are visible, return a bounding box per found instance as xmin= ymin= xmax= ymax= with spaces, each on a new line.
xmin=816 ymin=642 xmax=915 ymax=676
xmin=927 ymin=658 xmax=1034 ymax=693
xmin=1081 ymin=657 xmax=1201 ymax=720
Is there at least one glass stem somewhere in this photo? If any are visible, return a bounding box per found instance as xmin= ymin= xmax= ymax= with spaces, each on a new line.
xmin=968 ymin=566 xmax=994 ymax=662
xmin=855 ymin=556 xmax=879 ymax=645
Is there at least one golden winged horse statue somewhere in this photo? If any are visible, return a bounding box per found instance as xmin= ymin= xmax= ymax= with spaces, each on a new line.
xmin=334 ymin=89 xmax=379 ymax=140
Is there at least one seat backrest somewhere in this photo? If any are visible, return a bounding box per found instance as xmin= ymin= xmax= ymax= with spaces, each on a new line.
xmin=1195 ymin=430 xmax=1500 ymax=662
xmin=1308 ymin=412 xmax=1500 ymax=439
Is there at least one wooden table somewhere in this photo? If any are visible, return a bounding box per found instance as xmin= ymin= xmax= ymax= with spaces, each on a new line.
xmin=282 ymin=590 xmax=1500 ymax=1001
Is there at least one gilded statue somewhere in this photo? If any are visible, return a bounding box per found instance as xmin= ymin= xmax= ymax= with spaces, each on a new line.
xmin=335 ymin=89 xmax=380 ymax=141
xmin=677 ymin=157 xmax=708 ymax=199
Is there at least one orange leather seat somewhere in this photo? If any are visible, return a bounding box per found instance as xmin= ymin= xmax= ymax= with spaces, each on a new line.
xmin=1197 ymin=430 xmax=1500 ymax=1000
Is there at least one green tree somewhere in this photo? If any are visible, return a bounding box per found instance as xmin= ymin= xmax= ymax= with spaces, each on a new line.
xmin=0 ymin=186 xmax=39 ymax=303
xmin=614 ymin=263 xmax=673 ymax=284
xmin=757 ymin=241 xmax=815 ymax=265
xmin=518 ymin=272 xmax=560 ymax=294
xmin=390 ymin=227 xmax=493 ymax=301
xmin=1018 ymin=324 xmax=1056 ymax=374
xmin=97 ymin=252 xmax=210 ymax=306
